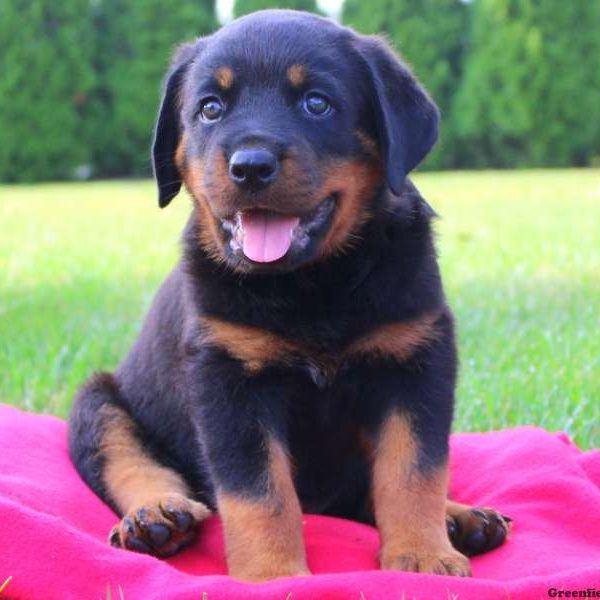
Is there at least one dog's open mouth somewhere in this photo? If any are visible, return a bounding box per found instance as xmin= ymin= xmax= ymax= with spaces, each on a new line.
xmin=238 ymin=211 xmax=300 ymax=263
xmin=223 ymin=195 xmax=336 ymax=264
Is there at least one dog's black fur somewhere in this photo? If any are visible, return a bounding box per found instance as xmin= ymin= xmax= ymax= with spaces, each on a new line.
xmin=69 ymin=10 xmax=509 ymax=580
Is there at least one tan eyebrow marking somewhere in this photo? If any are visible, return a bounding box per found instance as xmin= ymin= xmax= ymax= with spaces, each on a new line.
xmin=287 ymin=64 xmax=307 ymax=87
xmin=215 ymin=66 xmax=234 ymax=90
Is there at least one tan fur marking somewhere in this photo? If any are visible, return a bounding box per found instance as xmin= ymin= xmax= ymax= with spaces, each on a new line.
xmin=215 ymin=66 xmax=234 ymax=90
xmin=183 ymin=156 xmax=204 ymax=201
xmin=372 ymin=413 xmax=469 ymax=574
xmin=175 ymin=132 xmax=187 ymax=174
xmin=201 ymin=312 xmax=439 ymax=374
xmin=347 ymin=312 xmax=440 ymax=363
xmin=99 ymin=405 xmax=191 ymax=514
xmin=287 ymin=64 xmax=307 ymax=87
xmin=183 ymin=157 xmax=225 ymax=263
xmin=200 ymin=317 xmax=301 ymax=373
xmin=318 ymin=159 xmax=383 ymax=257
xmin=446 ymin=499 xmax=474 ymax=519
xmin=218 ymin=438 xmax=308 ymax=581
xmin=199 ymin=149 xmax=321 ymax=223
xmin=355 ymin=130 xmax=378 ymax=157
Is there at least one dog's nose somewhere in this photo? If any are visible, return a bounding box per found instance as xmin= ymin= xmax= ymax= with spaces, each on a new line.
xmin=228 ymin=149 xmax=278 ymax=190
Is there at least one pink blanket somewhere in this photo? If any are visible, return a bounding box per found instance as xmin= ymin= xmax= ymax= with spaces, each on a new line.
xmin=1 ymin=404 xmax=599 ymax=599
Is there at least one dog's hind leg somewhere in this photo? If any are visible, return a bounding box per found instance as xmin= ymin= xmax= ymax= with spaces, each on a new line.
xmin=446 ymin=499 xmax=512 ymax=557
xmin=69 ymin=372 xmax=211 ymax=557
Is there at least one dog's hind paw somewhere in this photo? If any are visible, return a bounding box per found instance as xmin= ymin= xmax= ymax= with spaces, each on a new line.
xmin=109 ymin=493 xmax=211 ymax=558
xmin=447 ymin=506 xmax=512 ymax=557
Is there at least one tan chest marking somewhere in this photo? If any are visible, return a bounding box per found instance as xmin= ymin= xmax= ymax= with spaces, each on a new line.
xmin=200 ymin=317 xmax=302 ymax=372
xmin=200 ymin=311 xmax=440 ymax=374
xmin=347 ymin=312 xmax=441 ymax=363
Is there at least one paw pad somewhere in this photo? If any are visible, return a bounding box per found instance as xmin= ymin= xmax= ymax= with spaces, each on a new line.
xmin=108 ymin=494 xmax=211 ymax=558
xmin=447 ymin=506 xmax=511 ymax=557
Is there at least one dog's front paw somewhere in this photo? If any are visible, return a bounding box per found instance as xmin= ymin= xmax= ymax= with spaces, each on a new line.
xmin=109 ymin=493 xmax=211 ymax=557
xmin=447 ymin=507 xmax=512 ymax=557
xmin=381 ymin=544 xmax=471 ymax=577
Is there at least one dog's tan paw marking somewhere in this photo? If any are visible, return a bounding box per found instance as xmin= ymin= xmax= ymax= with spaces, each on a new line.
xmin=381 ymin=545 xmax=471 ymax=577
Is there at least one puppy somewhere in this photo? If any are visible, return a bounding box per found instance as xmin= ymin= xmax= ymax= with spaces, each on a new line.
xmin=69 ymin=10 xmax=510 ymax=581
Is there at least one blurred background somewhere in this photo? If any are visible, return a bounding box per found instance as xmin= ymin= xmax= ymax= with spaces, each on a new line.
xmin=1 ymin=1 xmax=599 ymax=447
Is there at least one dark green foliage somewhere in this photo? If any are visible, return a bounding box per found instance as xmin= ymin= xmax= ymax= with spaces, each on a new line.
xmin=0 ymin=1 xmax=96 ymax=182
xmin=92 ymin=0 xmax=217 ymax=177
xmin=343 ymin=0 xmax=468 ymax=168
xmin=0 ymin=0 xmax=215 ymax=182
xmin=234 ymin=0 xmax=319 ymax=19
xmin=453 ymin=0 xmax=600 ymax=168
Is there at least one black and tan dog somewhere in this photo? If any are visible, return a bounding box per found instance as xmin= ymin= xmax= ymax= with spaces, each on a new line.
xmin=69 ymin=10 xmax=510 ymax=581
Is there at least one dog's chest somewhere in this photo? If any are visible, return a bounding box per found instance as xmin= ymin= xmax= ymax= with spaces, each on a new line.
xmin=286 ymin=385 xmax=369 ymax=513
xmin=199 ymin=310 xmax=438 ymax=382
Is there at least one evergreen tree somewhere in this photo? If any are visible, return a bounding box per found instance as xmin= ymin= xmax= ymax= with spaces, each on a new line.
xmin=92 ymin=0 xmax=217 ymax=177
xmin=0 ymin=1 xmax=96 ymax=181
xmin=343 ymin=0 xmax=468 ymax=168
xmin=454 ymin=0 xmax=600 ymax=168
xmin=234 ymin=0 xmax=319 ymax=19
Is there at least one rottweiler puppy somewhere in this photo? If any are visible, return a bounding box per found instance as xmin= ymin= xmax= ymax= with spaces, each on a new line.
xmin=69 ymin=10 xmax=510 ymax=581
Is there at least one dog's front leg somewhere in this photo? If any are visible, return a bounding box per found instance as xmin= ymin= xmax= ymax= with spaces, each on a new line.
xmin=370 ymin=409 xmax=470 ymax=576
xmin=189 ymin=349 xmax=309 ymax=582
xmin=353 ymin=317 xmax=471 ymax=576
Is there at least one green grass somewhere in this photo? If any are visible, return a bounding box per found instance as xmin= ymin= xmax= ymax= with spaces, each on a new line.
xmin=1 ymin=170 xmax=599 ymax=447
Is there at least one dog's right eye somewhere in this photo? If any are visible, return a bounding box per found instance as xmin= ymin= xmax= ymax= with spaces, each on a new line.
xmin=199 ymin=97 xmax=224 ymax=122
xmin=303 ymin=92 xmax=332 ymax=117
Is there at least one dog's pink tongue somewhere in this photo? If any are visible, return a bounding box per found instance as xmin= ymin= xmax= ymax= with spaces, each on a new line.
xmin=240 ymin=211 xmax=300 ymax=263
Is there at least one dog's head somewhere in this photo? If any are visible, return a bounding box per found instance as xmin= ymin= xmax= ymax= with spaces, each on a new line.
xmin=153 ymin=10 xmax=438 ymax=272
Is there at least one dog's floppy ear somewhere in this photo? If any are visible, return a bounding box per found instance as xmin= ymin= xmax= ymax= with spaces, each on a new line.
xmin=356 ymin=36 xmax=439 ymax=196
xmin=152 ymin=41 xmax=200 ymax=208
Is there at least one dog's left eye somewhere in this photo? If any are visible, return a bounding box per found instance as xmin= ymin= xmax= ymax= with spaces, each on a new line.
xmin=303 ymin=93 xmax=332 ymax=117
xmin=199 ymin=97 xmax=224 ymax=122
